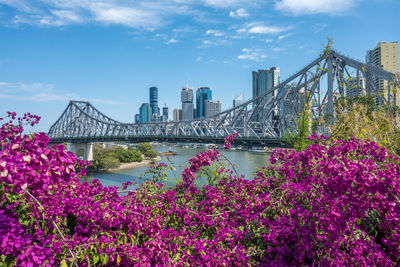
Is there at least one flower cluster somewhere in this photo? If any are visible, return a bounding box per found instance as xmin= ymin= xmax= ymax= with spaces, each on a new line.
xmin=181 ymin=149 xmax=220 ymax=184
xmin=1 ymin=112 xmax=399 ymax=266
xmin=224 ymin=132 xmax=239 ymax=150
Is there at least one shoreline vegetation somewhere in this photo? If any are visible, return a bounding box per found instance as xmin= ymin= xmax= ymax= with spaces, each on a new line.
xmin=107 ymin=156 xmax=162 ymax=172
xmin=91 ymin=142 xmax=159 ymax=172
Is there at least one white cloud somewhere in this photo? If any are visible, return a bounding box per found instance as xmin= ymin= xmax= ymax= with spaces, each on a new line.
xmin=0 ymin=81 xmax=120 ymax=104
xmin=237 ymin=22 xmax=291 ymax=35
xmin=51 ymin=10 xmax=83 ymax=23
xmin=201 ymin=0 xmax=247 ymax=8
xmin=90 ymin=4 xmax=160 ymax=29
xmin=265 ymin=39 xmax=273 ymax=43
xmin=248 ymin=25 xmax=290 ymax=34
xmin=206 ymin=29 xmax=224 ymax=37
xmin=278 ymin=32 xmax=292 ymax=40
xmin=0 ymin=0 xmax=36 ymax=13
xmin=173 ymin=26 xmax=197 ymax=33
xmin=198 ymin=37 xmax=229 ymax=48
xmin=166 ymin=38 xmax=178 ymax=44
xmin=0 ymin=0 xmax=254 ymax=29
xmin=229 ymin=8 xmax=249 ymax=18
xmin=313 ymin=23 xmax=328 ymax=34
xmin=1 ymin=0 xmax=188 ymax=29
xmin=237 ymin=48 xmax=267 ymax=61
xmin=275 ymin=0 xmax=357 ymax=15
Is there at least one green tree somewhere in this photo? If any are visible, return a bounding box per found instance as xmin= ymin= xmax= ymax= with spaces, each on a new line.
xmin=130 ymin=149 xmax=143 ymax=162
xmin=136 ymin=143 xmax=153 ymax=154
xmin=96 ymin=155 xmax=121 ymax=170
xmin=144 ymin=149 xmax=158 ymax=159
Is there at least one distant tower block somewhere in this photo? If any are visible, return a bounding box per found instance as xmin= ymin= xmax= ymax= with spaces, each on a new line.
xmin=149 ymin=86 xmax=159 ymax=117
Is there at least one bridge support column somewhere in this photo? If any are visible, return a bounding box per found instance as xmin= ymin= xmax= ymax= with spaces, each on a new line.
xmin=67 ymin=143 xmax=93 ymax=161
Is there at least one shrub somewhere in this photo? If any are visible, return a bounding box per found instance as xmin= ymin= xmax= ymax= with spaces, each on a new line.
xmin=144 ymin=149 xmax=158 ymax=159
xmin=1 ymin=114 xmax=399 ymax=266
xmin=136 ymin=142 xmax=153 ymax=154
xmin=97 ymin=155 xmax=121 ymax=169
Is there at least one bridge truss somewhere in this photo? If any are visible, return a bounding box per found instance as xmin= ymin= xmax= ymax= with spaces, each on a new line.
xmin=48 ymin=50 xmax=398 ymax=144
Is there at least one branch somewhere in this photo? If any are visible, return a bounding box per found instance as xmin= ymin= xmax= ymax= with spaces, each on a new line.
xmin=220 ymin=153 xmax=239 ymax=178
xmin=22 ymin=188 xmax=77 ymax=266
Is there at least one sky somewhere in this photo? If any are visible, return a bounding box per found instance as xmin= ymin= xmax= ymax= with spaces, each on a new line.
xmin=0 ymin=0 xmax=399 ymax=132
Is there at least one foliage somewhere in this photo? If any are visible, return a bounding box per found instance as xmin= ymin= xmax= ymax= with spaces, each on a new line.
xmin=1 ymin=114 xmax=400 ymax=266
xmin=285 ymin=38 xmax=333 ymax=151
xmin=329 ymin=95 xmax=400 ymax=157
xmin=144 ymin=149 xmax=158 ymax=159
xmin=136 ymin=143 xmax=154 ymax=154
xmin=96 ymin=155 xmax=121 ymax=170
xmin=93 ymin=144 xmax=143 ymax=170
xmin=136 ymin=142 xmax=158 ymax=159
xmin=114 ymin=147 xmax=143 ymax=163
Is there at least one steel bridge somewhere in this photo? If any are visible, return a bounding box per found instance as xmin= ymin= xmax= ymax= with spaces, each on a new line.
xmin=48 ymin=50 xmax=398 ymax=146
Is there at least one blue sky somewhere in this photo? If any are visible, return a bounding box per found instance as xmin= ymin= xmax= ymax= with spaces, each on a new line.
xmin=0 ymin=0 xmax=399 ymax=132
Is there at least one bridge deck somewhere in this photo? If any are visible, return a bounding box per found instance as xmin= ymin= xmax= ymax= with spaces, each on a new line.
xmin=49 ymin=136 xmax=287 ymax=148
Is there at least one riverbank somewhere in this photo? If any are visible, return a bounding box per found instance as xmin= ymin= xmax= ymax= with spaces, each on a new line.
xmin=108 ymin=156 xmax=162 ymax=172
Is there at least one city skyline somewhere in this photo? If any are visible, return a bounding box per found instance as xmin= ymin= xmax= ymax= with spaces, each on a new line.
xmin=0 ymin=0 xmax=399 ymax=131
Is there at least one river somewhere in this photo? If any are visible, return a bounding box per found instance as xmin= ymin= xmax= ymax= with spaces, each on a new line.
xmin=85 ymin=146 xmax=274 ymax=188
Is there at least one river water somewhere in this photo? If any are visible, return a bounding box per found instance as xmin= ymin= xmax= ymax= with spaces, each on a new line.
xmin=85 ymin=146 xmax=273 ymax=188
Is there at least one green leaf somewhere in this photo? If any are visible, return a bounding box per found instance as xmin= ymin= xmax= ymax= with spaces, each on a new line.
xmin=60 ymin=259 xmax=68 ymax=267
xmin=93 ymin=254 xmax=100 ymax=265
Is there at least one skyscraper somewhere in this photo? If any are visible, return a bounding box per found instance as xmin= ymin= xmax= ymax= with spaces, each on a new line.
xmin=196 ymin=87 xmax=212 ymax=119
xmin=139 ymin=103 xmax=152 ymax=123
xmin=233 ymin=94 xmax=244 ymax=108
xmin=173 ymin=109 xmax=182 ymax=122
xmin=346 ymin=77 xmax=366 ymax=98
xmin=252 ymin=67 xmax=280 ymax=121
xmin=149 ymin=86 xmax=159 ymax=119
xmin=366 ymin=42 xmax=399 ymax=106
xmin=162 ymin=106 xmax=169 ymax=121
xmin=134 ymin=114 xmax=140 ymax=123
xmin=205 ymin=100 xmax=221 ymax=117
xmin=181 ymin=86 xmax=194 ymax=103
xmin=181 ymin=86 xmax=194 ymax=121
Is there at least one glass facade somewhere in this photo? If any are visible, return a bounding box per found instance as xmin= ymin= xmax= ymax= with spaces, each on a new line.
xmin=252 ymin=67 xmax=280 ymax=122
xmin=233 ymin=94 xmax=244 ymax=108
xmin=149 ymin=87 xmax=159 ymax=118
xmin=162 ymin=106 xmax=169 ymax=121
xmin=196 ymin=87 xmax=212 ymax=119
xmin=139 ymin=103 xmax=152 ymax=123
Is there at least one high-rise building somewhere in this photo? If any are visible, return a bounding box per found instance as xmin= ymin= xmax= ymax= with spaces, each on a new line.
xmin=181 ymin=86 xmax=194 ymax=121
xmin=182 ymin=103 xmax=194 ymax=121
xmin=162 ymin=106 xmax=169 ymax=121
xmin=282 ymin=84 xmax=307 ymax=122
xmin=346 ymin=77 xmax=366 ymax=98
xmin=173 ymin=109 xmax=182 ymax=122
xmin=205 ymin=100 xmax=221 ymax=117
xmin=252 ymin=67 xmax=280 ymax=121
xmin=233 ymin=94 xmax=244 ymax=108
xmin=149 ymin=87 xmax=159 ymax=118
xmin=139 ymin=103 xmax=152 ymax=123
xmin=196 ymin=87 xmax=212 ymax=118
xmin=134 ymin=114 xmax=140 ymax=123
xmin=181 ymin=86 xmax=194 ymax=103
xmin=366 ymin=42 xmax=399 ymax=105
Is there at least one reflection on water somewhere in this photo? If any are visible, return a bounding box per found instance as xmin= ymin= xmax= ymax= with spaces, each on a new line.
xmin=86 ymin=146 xmax=273 ymax=188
